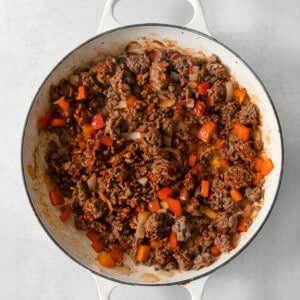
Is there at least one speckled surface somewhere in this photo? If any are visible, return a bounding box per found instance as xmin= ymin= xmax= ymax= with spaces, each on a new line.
xmin=0 ymin=0 xmax=299 ymax=299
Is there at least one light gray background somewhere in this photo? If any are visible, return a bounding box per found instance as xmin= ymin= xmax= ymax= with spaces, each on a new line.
xmin=0 ymin=0 xmax=299 ymax=299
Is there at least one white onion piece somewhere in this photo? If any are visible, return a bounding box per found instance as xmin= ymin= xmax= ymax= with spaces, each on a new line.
xmin=141 ymin=273 xmax=159 ymax=283
xmin=160 ymin=201 xmax=169 ymax=209
xmin=170 ymin=71 xmax=180 ymax=81
xmin=87 ymin=173 xmax=97 ymax=192
xmin=99 ymin=191 xmax=113 ymax=214
xmin=225 ymin=81 xmax=233 ymax=102
xmin=185 ymin=98 xmax=194 ymax=108
xmin=158 ymin=94 xmax=176 ymax=108
xmin=115 ymin=265 xmax=132 ymax=275
xmin=123 ymin=132 xmax=141 ymax=140
xmin=137 ymin=177 xmax=148 ymax=186
xmin=117 ymin=100 xmax=127 ymax=109
xmin=135 ymin=211 xmax=150 ymax=239
xmin=156 ymin=208 xmax=167 ymax=214
xmin=189 ymin=65 xmax=199 ymax=82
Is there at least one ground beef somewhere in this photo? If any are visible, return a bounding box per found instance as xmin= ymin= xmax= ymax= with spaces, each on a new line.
xmin=41 ymin=47 xmax=270 ymax=272
xmin=144 ymin=212 xmax=173 ymax=240
xmin=172 ymin=216 xmax=192 ymax=242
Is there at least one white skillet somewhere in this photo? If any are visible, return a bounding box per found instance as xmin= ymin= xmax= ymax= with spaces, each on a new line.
xmin=21 ymin=0 xmax=284 ymax=299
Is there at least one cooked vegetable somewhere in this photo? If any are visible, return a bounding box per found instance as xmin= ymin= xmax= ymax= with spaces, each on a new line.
xmin=91 ymin=113 xmax=105 ymax=129
xmin=179 ymin=186 xmax=189 ymax=202
xmin=135 ymin=211 xmax=150 ymax=239
xmin=230 ymin=188 xmax=243 ymax=202
xmin=54 ymin=96 xmax=69 ymax=112
xmin=91 ymin=240 xmax=104 ymax=253
xmin=99 ymin=135 xmax=114 ymax=147
xmin=203 ymin=206 xmax=218 ymax=220
xmin=169 ymin=232 xmax=178 ymax=250
xmin=233 ymin=87 xmax=247 ymax=104
xmin=225 ymin=81 xmax=233 ymax=102
xmin=150 ymin=240 xmax=163 ymax=249
xmin=233 ymin=122 xmax=250 ymax=141
xmin=210 ymin=245 xmax=221 ymax=256
xmin=50 ymin=118 xmax=65 ymax=127
xmin=220 ymin=158 xmax=231 ymax=168
xmin=188 ymin=154 xmax=197 ymax=168
xmin=59 ymin=204 xmax=72 ymax=222
xmin=97 ymin=252 xmax=115 ymax=268
xmin=86 ymin=229 xmax=101 ymax=242
xmin=192 ymin=101 xmax=206 ymax=117
xmin=123 ymin=132 xmax=141 ymax=140
xmin=49 ymin=190 xmax=64 ymax=206
xmin=237 ymin=217 xmax=252 ymax=232
xmin=76 ymin=85 xmax=87 ymax=100
xmin=165 ymin=198 xmax=182 ymax=216
xmin=260 ymin=158 xmax=274 ymax=176
xmin=126 ymin=95 xmax=137 ymax=107
xmin=37 ymin=112 xmax=54 ymax=129
xmin=215 ymin=138 xmax=225 ymax=151
xmin=120 ymin=240 xmax=130 ymax=250
xmin=82 ymin=124 xmax=96 ymax=138
xmin=198 ymin=82 xmax=209 ymax=95
xmin=197 ymin=121 xmax=217 ymax=144
xmin=148 ymin=199 xmax=160 ymax=212
xmin=200 ymin=180 xmax=210 ymax=198
xmin=136 ymin=245 xmax=151 ymax=262
xmin=110 ymin=248 xmax=124 ymax=263
xmin=157 ymin=186 xmax=173 ymax=200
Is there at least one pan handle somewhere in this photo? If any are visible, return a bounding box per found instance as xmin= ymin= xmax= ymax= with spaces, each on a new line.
xmin=184 ymin=275 xmax=209 ymax=300
xmin=93 ymin=274 xmax=120 ymax=300
xmin=97 ymin=0 xmax=210 ymax=35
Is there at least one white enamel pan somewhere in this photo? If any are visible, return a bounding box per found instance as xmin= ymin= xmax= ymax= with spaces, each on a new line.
xmin=21 ymin=0 xmax=284 ymax=299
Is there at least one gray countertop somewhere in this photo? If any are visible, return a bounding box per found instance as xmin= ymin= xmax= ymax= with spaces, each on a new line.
xmin=1 ymin=0 xmax=299 ymax=299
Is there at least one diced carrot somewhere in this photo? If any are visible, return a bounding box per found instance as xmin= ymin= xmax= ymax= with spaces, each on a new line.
xmin=157 ymin=186 xmax=173 ymax=200
xmin=253 ymin=157 xmax=264 ymax=172
xmin=203 ymin=206 xmax=218 ymax=220
xmin=120 ymin=240 xmax=130 ymax=250
xmin=126 ymin=95 xmax=137 ymax=107
xmin=91 ymin=113 xmax=105 ymax=130
xmin=86 ymin=229 xmax=101 ymax=242
xmin=192 ymin=101 xmax=206 ymax=117
xmin=82 ymin=124 xmax=96 ymax=138
xmin=233 ymin=122 xmax=250 ymax=141
xmin=136 ymin=245 xmax=151 ymax=262
xmin=237 ymin=217 xmax=252 ymax=232
xmin=188 ymin=154 xmax=197 ymax=168
xmin=179 ymin=186 xmax=190 ymax=202
xmin=210 ymin=245 xmax=221 ymax=256
xmin=76 ymin=85 xmax=88 ymax=100
xmin=37 ymin=112 xmax=54 ymax=130
xmin=230 ymin=188 xmax=243 ymax=202
xmin=49 ymin=190 xmax=64 ymax=206
xmin=148 ymin=199 xmax=160 ymax=213
xmin=50 ymin=118 xmax=65 ymax=127
xmin=91 ymin=240 xmax=104 ymax=253
xmin=54 ymin=96 xmax=69 ymax=112
xmin=260 ymin=158 xmax=274 ymax=176
xmin=109 ymin=248 xmax=124 ymax=263
xmin=135 ymin=205 xmax=145 ymax=213
xmin=150 ymin=240 xmax=163 ymax=249
xmin=197 ymin=121 xmax=217 ymax=144
xmin=59 ymin=204 xmax=72 ymax=222
xmin=165 ymin=198 xmax=182 ymax=217
xmin=169 ymin=232 xmax=178 ymax=250
xmin=215 ymin=138 xmax=225 ymax=151
xmin=198 ymin=82 xmax=209 ymax=95
xmin=97 ymin=252 xmax=115 ymax=268
xmin=233 ymin=87 xmax=247 ymax=104
xmin=210 ymin=154 xmax=221 ymax=168
xmin=252 ymin=173 xmax=264 ymax=186
xmin=200 ymin=180 xmax=210 ymax=198
xmin=220 ymin=158 xmax=231 ymax=168
xmin=99 ymin=135 xmax=114 ymax=147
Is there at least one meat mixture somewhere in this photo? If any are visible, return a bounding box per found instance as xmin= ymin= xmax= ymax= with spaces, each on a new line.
xmin=39 ymin=47 xmax=274 ymax=271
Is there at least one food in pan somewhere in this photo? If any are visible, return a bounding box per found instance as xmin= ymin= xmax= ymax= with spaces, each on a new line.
xmin=38 ymin=47 xmax=274 ymax=271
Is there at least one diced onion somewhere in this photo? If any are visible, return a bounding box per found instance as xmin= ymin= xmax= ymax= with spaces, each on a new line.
xmin=117 ymin=100 xmax=127 ymax=109
xmin=160 ymin=201 xmax=169 ymax=209
xmin=170 ymin=71 xmax=180 ymax=81
xmin=158 ymin=94 xmax=176 ymax=108
xmin=141 ymin=273 xmax=159 ymax=283
xmin=157 ymin=270 xmax=174 ymax=279
xmin=225 ymin=81 xmax=233 ymax=102
xmin=137 ymin=177 xmax=148 ymax=186
xmin=115 ymin=265 xmax=132 ymax=275
xmin=135 ymin=211 xmax=150 ymax=239
xmin=99 ymin=191 xmax=113 ymax=214
xmin=189 ymin=66 xmax=199 ymax=82
xmin=123 ymin=132 xmax=141 ymax=140
xmin=185 ymin=98 xmax=194 ymax=108
xmin=87 ymin=173 xmax=97 ymax=192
